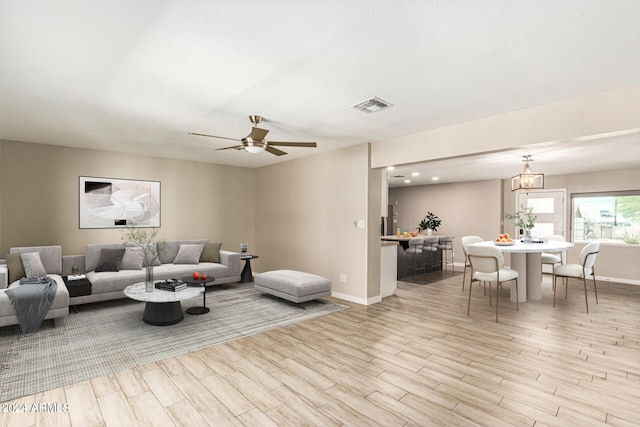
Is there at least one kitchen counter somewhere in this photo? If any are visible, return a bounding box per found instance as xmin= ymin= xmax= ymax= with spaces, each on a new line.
xmin=381 ymin=235 xmax=454 ymax=279
xmin=380 ymin=241 xmax=397 ymax=297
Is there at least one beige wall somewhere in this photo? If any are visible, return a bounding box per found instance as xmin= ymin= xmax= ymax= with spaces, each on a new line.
xmin=367 ymin=148 xmax=382 ymax=301
xmin=254 ymin=144 xmax=372 ymax=303
xmin=504 ymin=167 xmax=640 ymax=284
xmin=0 ymin=140 xmax=256 ymax=255
xmin=389 ymin=180 xmax=503 ymax=265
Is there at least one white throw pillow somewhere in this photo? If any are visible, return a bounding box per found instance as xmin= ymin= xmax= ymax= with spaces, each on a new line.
xmin=20 ymin=252 xmax=47 ymax=278
xmin=173 ymin=244 xmax=204 ymax=264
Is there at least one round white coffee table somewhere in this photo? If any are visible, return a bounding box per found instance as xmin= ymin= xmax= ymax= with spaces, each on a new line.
xmin=124 ymin=282 xmax=203 ymax=326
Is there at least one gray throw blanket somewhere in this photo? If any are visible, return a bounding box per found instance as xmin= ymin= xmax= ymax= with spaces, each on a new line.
xmin=5 ymin=277 xmax=57 ymax=336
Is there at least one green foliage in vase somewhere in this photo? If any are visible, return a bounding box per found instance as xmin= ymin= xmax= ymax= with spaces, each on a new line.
xmin=503 ymin=205 xmax=537 ymax=231
xmin=418 ymin=212 xmax=442 ymax=232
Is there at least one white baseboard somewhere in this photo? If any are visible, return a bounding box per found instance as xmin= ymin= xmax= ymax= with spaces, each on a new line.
xmin=597 ymin=276 xmax=640 ymax=286
xmin=331 ymin=291 xmax=382 ymax=305
xmin=366 ymin=295 xmax=383 ymax=305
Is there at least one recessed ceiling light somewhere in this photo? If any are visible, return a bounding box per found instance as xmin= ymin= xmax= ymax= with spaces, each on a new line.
xmin=404 ymin=179 xmax=411 ymax=184
xmin=411 ymin=172 xmax=420 ymax=177
xmin=432 ymin=176 xmax=440 ymax=181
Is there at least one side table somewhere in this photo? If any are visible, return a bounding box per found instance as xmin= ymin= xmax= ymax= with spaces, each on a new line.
xmin=181 ymin=276 xmax=215 ymax=315
xmin=241 ymin=254 xmax=259 ymax=283
xmin=63 ymin=275 xmax=92 ymax=297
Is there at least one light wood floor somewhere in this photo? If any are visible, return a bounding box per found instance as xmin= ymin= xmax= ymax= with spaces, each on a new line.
xmin=2 ymin=271 xmax=639 ymax=426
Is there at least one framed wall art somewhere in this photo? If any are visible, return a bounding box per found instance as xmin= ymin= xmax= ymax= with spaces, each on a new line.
xmin=79 ymin=176 xmax=161 ymax=229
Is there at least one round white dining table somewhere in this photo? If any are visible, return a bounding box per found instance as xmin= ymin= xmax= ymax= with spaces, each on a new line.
xmin=471 ymin=240 xmax=574 ymax=302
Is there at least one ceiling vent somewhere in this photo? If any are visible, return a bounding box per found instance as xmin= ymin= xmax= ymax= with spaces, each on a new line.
xmin=351 ymin=97 xmax=393 ymax=113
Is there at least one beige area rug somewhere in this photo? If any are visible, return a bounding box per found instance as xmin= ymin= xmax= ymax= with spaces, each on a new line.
xmin=0 ymin=283 xmax=346 ymax=402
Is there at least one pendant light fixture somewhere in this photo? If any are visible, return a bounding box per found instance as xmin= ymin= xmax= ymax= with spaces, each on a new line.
xmin=511 ymin=155 xmax=544 ymax=191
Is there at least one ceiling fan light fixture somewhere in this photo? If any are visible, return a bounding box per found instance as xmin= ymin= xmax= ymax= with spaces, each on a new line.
xmin=190 ymin=115 xmax=316 ymax=156
xmin=244 ymin=141 xmax=265 ymax=153
xmin=511 ymin=155 xmax=544 ymax=191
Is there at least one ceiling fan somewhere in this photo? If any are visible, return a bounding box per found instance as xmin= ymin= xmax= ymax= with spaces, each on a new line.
xmin=189 ymin=115 xmax=317 ymax=156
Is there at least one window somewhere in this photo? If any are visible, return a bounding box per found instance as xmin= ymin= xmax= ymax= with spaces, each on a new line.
xmin=572 ymin=191 xmax=640 ymax=244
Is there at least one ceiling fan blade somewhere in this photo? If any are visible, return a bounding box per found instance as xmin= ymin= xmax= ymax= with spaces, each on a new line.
xmin=268 ymin=141 xmax=317 ymax=148
xmin=265 ymin=146 xmax=288 ymax=156
xmin=188 ymin=132 xmax=240 ymax=142
xmin=249 ymin=127 xmax=269 ymax=141
xmin=215 ymin=145 xmax=245 ymax=151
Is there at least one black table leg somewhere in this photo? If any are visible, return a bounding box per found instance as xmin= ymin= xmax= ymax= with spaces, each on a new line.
xmin=186 ymin=284 xmax=209 ymax=315
xmin=241 ymin=259 xmax=254 ymax=283
xmin=143 ymin=301 xmax=184 ymax=325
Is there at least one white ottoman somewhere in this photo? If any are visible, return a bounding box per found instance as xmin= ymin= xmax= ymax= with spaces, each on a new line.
xmin=254 ymin=270 xmax=332 ymax=303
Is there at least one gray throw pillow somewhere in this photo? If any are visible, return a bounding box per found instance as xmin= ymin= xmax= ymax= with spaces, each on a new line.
xmin=95 ymin=248 xmax=126 ymax=272
xmin=120 ymin=248 xmax=145 ymax=270
xmin=6 ymin=253 xmax=26 ymax=284
xmin=173 ymin=244 xmax=204 ymax=264
xmin=20 ymin=252 xmax=47 ymax=278
xmin=200 ymin=243 xmax=222 ymax=263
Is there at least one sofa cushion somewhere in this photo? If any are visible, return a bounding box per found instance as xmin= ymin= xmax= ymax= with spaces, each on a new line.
xmin=95 ymin=248 xmax=126 ymax=272
xmin=0 ymin=274 xmax=69 ymax=315
xmin=86 ymin=270 xmax=146 ymax=294
xmin=10 ymin=245 xmax=62 ymax=275
xmin=21 ymin=252 xmax=47 ymax=278
xmin=121 ymin=248 xmax=145 ymax=270
xmin=200 ymin=243 xmax=222 ymax=263
xmin=152 ymin=263 xmax=230 ymax=281
xmin=86 ymin=243 xmax=125 ymax=272
xmin=6 ymin=253 xmax=26 ymax=284
xmin=159 ymin=239 xmax=209 ymax=264
xmin=173 ymin=244 xmax=204 ymax=264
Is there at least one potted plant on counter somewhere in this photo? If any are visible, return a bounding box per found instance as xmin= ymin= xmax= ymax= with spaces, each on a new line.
xmin=418 ymin=212 xmax=442 ymax=236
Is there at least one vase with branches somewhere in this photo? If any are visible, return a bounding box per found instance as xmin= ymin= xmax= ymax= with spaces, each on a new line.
xmin=503 ymin=205 xmax=537 ymax=242
xmin=121 ymin=226 xmax=167 ymax=291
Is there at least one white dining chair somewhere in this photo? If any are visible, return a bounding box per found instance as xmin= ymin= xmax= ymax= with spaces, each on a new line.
xmin=541 ymin=234 xmax=565 ymax=274
xmin=467 ymin=245 xmax=519 ymax=322
xmin=553 ymin=241 xmax=600 ymax=313
xmin=461 ymin=236 xmax=483 ymax=291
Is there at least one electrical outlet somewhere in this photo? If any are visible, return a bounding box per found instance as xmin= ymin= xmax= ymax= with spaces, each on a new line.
xmin=339 ymin=274 xmax=347 ymax=283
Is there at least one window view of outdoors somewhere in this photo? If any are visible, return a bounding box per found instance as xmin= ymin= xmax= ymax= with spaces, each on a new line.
xmin=572 ymin=193 xmax=640 ymax=244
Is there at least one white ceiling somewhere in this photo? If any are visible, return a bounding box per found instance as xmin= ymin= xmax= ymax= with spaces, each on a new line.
xmin=1 ymin=1 xmax=639 ymax=175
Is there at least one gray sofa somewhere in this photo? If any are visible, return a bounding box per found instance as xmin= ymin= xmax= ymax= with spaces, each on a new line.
xmin=0 ymin=245 xmax=70 ymax=328
xmin=0 ymin=240 xmax=242 ymax=329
